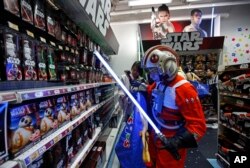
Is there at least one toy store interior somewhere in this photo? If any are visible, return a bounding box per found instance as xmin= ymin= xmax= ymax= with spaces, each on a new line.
xmin=0 ymin=0 xmax=249 ymax=168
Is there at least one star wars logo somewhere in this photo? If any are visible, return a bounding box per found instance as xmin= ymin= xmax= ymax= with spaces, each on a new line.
xmin=161 ymin=32 xmax=203 ymax=51
xmin=25 ymin=60 xmax=35 ymax=66
xmin=10 ymin=107 xmax=26 ymax=117
xmin=7 ymin=57 xmax=20 ymax=65
xmin=39 ymin=101 xmax=49 ymax=108
xmin=79 ymin=0 xmax=111 ymax=36
xmin=38 ymin=63 xmax=46 ymax=68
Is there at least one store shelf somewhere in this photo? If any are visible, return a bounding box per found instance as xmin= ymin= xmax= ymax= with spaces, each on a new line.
xmin=102 ymin=114 xmax=124 ymax=168
xmin=0 ymin=160 xmax=21 ymax=168
xmin=220 ymin=92 xmax=250 ymax=99
xmin=220 ymin=123 xmax=250 ymax=139
xmin=69 ymin=127 xmax=102 ymax=168
xmin=0 ymin=82 xmax=116 ymax=103
xmin=215 ymin=153 xmax=230 ymax=167
xmin=12 ymin=96 xmax=113 ymax=167
xmin=222 ymin=100 xmax=250 ymax=111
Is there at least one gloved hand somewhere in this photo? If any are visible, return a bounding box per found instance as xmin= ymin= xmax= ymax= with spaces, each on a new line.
xmin=130 ymin=80 xmax=147 ymax=91
xmin=157 ymin=130 xmax=198 ymax=160
xmin=130 ymin=80 xmax=142 ymax=87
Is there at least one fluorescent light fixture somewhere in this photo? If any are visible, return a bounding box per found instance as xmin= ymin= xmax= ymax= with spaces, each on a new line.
xmin=94 ymin=50 xmax=161 ymax=135
xmin=128 ymin=0 xmax=172 ymax=7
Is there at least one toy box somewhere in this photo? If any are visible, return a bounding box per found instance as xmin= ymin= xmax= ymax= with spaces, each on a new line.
xmin=9 ymin=103 xmax=40 ymax=157
xmin=0 ymin=28 xmax=22 ymax=81
xmin=0 ymin=103 xmax=8 ymax=165
xmin=56 ymin=96 xmax=70 ymax=127
xmin=34 ymin=0 xmax=46 ymax=31
xmin=38 ymin=99 xmax=58 ymax=139
xmin=47 ymin=47 xmax=57 ymax=81
xmin=3 ymin=0 xmax=20 ymax=17
xmin=36 ymin=42 xmax=47 ymax=80
xmin=21 ymin=35 xmax=37 ymax=80
xmin=78 ymin=91 xmax=87 ymax=112
xmin=70 ymin=94 xmax=80 ymax=119
xmin=21 ymin=0 xmax=33 ymax=25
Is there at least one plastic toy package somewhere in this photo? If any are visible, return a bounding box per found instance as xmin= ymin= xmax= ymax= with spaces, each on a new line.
xmin=3 ymin=0 xmax=20 ymax=17
xmin=21 ymin=35 xmax=37 ymax=80
xmin=70 ymin=94 xmax=80 ymax=119
xmin=0 ymin=28 xmax=22 ymax=81
xmin=36 ymin=42 xmax=48 ymax=81
xmin=56 ymin=96 xmax=70 ymax=127
xmin=0 ymin=103 xmax=8 ymax=165
xmin=33 ymin=0 xmax=46 ymax=31
xmin=21 ymin=0 xmax=33 ymax=25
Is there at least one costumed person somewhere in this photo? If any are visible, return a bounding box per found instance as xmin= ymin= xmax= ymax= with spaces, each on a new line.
xmin=142 ymin=45 xmax=206 ymax=168
xmin=206 ymin=67 xmax=218 ymax=117
xmin=151 ymin=4 xmax=175 ymax=40
xmin=183 ymin=9 xmax=207 ymax=38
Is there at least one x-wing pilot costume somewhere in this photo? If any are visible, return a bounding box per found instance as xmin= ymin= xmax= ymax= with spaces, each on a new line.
xmin=142 ymin=45 xmax=206 ymax=167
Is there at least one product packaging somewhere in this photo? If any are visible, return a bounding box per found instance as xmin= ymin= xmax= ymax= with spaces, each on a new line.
xmin=78 ymin=91 xmax=87 ymax=112
xmin=56 ymin=96 xmax=70 ymax=127
xmin=70 ymin=94 xmax=80 ymax=119
xmin=72 ymin=127 xmax=82 ymax=155
xmin=0 ymin=28 xmax=22 ymax=81
xmin=47 ymin=47 xmax=57 ymax=81
xmin=85 ymin=89 xmax=92 ymax=109
xmin=9 ymin=103 xmax=40 ymax=157
xmin=21 ymin=0 xmax=33 ymax=24
xmin=54 ymin=20 xmax=62 ymax=41
xmin=38 ymin=99 xmax=57 ymax=139
xmin=46 ymin=5 xmax=55 ymax=36
xmin=34 ymin=0 xmax=46 ymax=31
xmin=21 ymin=35 xmax=37 ymax=80
xmin=0 ymin=103 xmax=8 ymax=165
xmin=35 ymin=42 xmax=47 ymax=80
xmin=3 ymin=0 xmax=20 ymax=16
xmin=66 ymin=131 xmax=74 ymax=164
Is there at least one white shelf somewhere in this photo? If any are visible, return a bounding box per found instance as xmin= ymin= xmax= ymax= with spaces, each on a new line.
xmin=0 ymin=160 xmax=21 ymax=168
xmin=102 ymin=114 xmax=124 ymax=168
xmin=69 ymin=127 xmax=102 ymax=168
xmin=0 ymin=82 xmax=116 ymax=103
xmin=12 ymin=97 xmax=113 ymax=167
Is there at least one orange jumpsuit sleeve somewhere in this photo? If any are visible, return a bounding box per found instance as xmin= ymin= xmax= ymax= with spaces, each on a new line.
xmin=175 ymin=83 xmax=206 ymax=141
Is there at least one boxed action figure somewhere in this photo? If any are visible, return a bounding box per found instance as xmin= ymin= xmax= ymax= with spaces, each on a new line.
xmin=9 ymin=103 xmax=40 ymax=157
xmin=3 ymin=0 xmax=20 ymax=17
xmin=34 ymin=0 xmax=46 ymax=31
xmin=20 ymin=35 xmax=37 ymax=80
xmin=21 ymin=0 xmax=33 ymax=25
xmin=35 ymin=42 xmax=47 ymax=80
xmin=0 ymin=103 xmax=8 ymax=165
xmin=0 ymin=28 xmax=22 ymax=81
xmin=38 ymin=99 xmax=58 ymax=139
xmin=46 ymin=4 xmax=55 ymax=36
xmin=47 ymin=47 xmax=57 ymax=81
xmin=78 ymin=91 xmax=87 ymax=112
xmin=56 ymin=96 xmax=70 ymax=127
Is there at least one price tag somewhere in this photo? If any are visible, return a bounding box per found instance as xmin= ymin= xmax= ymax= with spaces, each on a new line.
xmin=71 ymin=48 xmax=74 ymax=53
xmin=50 ymin=41 xmax=56 ymax=47
xmin=38 ymin=146 xmax=46 ymax=155
xmin=40 ymin=37 xmax=46 ymax=43
xmin=66 ymin=46 xmax=70 ymax=51
xmin=54 ymin=136 xmax=59 ymax=143
xmin=58 ymin=45 xmax=63 ymax=50
xmin=26 ymin=30 xmax=34 ymax=38
xmin=54 ymin=89 xmax=60 ymax=95
xmin=8 ymin=22 xmax=19 ymax=31
xmin=66 ymin=66 xmax=70 ymax=70
xmin=35 ymin=91 xmax=43 ymax=98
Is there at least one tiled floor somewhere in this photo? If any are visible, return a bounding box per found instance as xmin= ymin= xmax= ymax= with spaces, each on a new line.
xmin=111 ymin=127 xmax=220 ymax=168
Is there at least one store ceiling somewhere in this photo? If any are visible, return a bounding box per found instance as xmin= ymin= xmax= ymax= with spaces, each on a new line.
xmin=110 ymin=0 xmax=250 ymax=24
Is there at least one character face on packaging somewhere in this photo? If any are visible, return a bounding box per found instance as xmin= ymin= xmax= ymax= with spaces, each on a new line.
xmin=9 ymin=104 xmax=40 ymax=155
xmin=4 ymin=0 xmax=20 ymax=16
xmin=56 ymin=97 xmax=70 ymax=125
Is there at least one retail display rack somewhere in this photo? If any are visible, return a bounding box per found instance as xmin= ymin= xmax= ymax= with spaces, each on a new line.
xmin=216 ymin=63 xmax=250 ymax=168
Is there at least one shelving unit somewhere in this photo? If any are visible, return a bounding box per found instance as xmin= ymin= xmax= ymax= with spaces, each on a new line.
xmin=217 ymin=63 xmax=250 ymax=167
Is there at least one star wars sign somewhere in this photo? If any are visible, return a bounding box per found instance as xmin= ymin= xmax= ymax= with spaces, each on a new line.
xmin=79 ymin=0 xmax=111 ymax=36
xmin=161 ymin=32 xmax=203 ymax=51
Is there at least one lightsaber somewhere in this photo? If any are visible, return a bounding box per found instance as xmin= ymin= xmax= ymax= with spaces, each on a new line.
xmin=94 ymin=50 xmax=161 ymax=135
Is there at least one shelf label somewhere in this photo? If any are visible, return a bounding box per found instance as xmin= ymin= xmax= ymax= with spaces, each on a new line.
xmin=40 ymin=37 xmax=46 ymax=43
xmin=71 ymin=48 xmax=74 ymax=53
xmin=8 ymin=22 xmax=19 ymax=31
xmin=54 ymin=89 xmax=60 ymax=95
xmin=58 ymin=45 xmax=63 ymax=50
xmin=26 ymin=30 xmax=34 ymax=38
xmin=66 ymin=46 xmax=70 ymax=51
xmin=38 ymin=146 xmax=46 ymax=155
xmin=50 ymin=41 xmax=56 ymax=47
xmin=35 ymin=91 xmax=43 ymax=98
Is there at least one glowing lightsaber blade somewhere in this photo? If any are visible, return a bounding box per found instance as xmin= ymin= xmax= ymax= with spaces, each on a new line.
xmin=94 ymin=50 xmax=161 ymax=134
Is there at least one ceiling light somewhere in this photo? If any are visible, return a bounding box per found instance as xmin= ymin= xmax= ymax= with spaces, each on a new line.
xmin=128 ymin=0 xmax=172 ymax=7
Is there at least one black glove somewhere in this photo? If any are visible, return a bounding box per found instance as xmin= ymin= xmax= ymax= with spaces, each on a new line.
xmin=157 ymin=130 xmax=198 ymax=160
xmin=130 ymin=80 xmax=142 ymax=87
